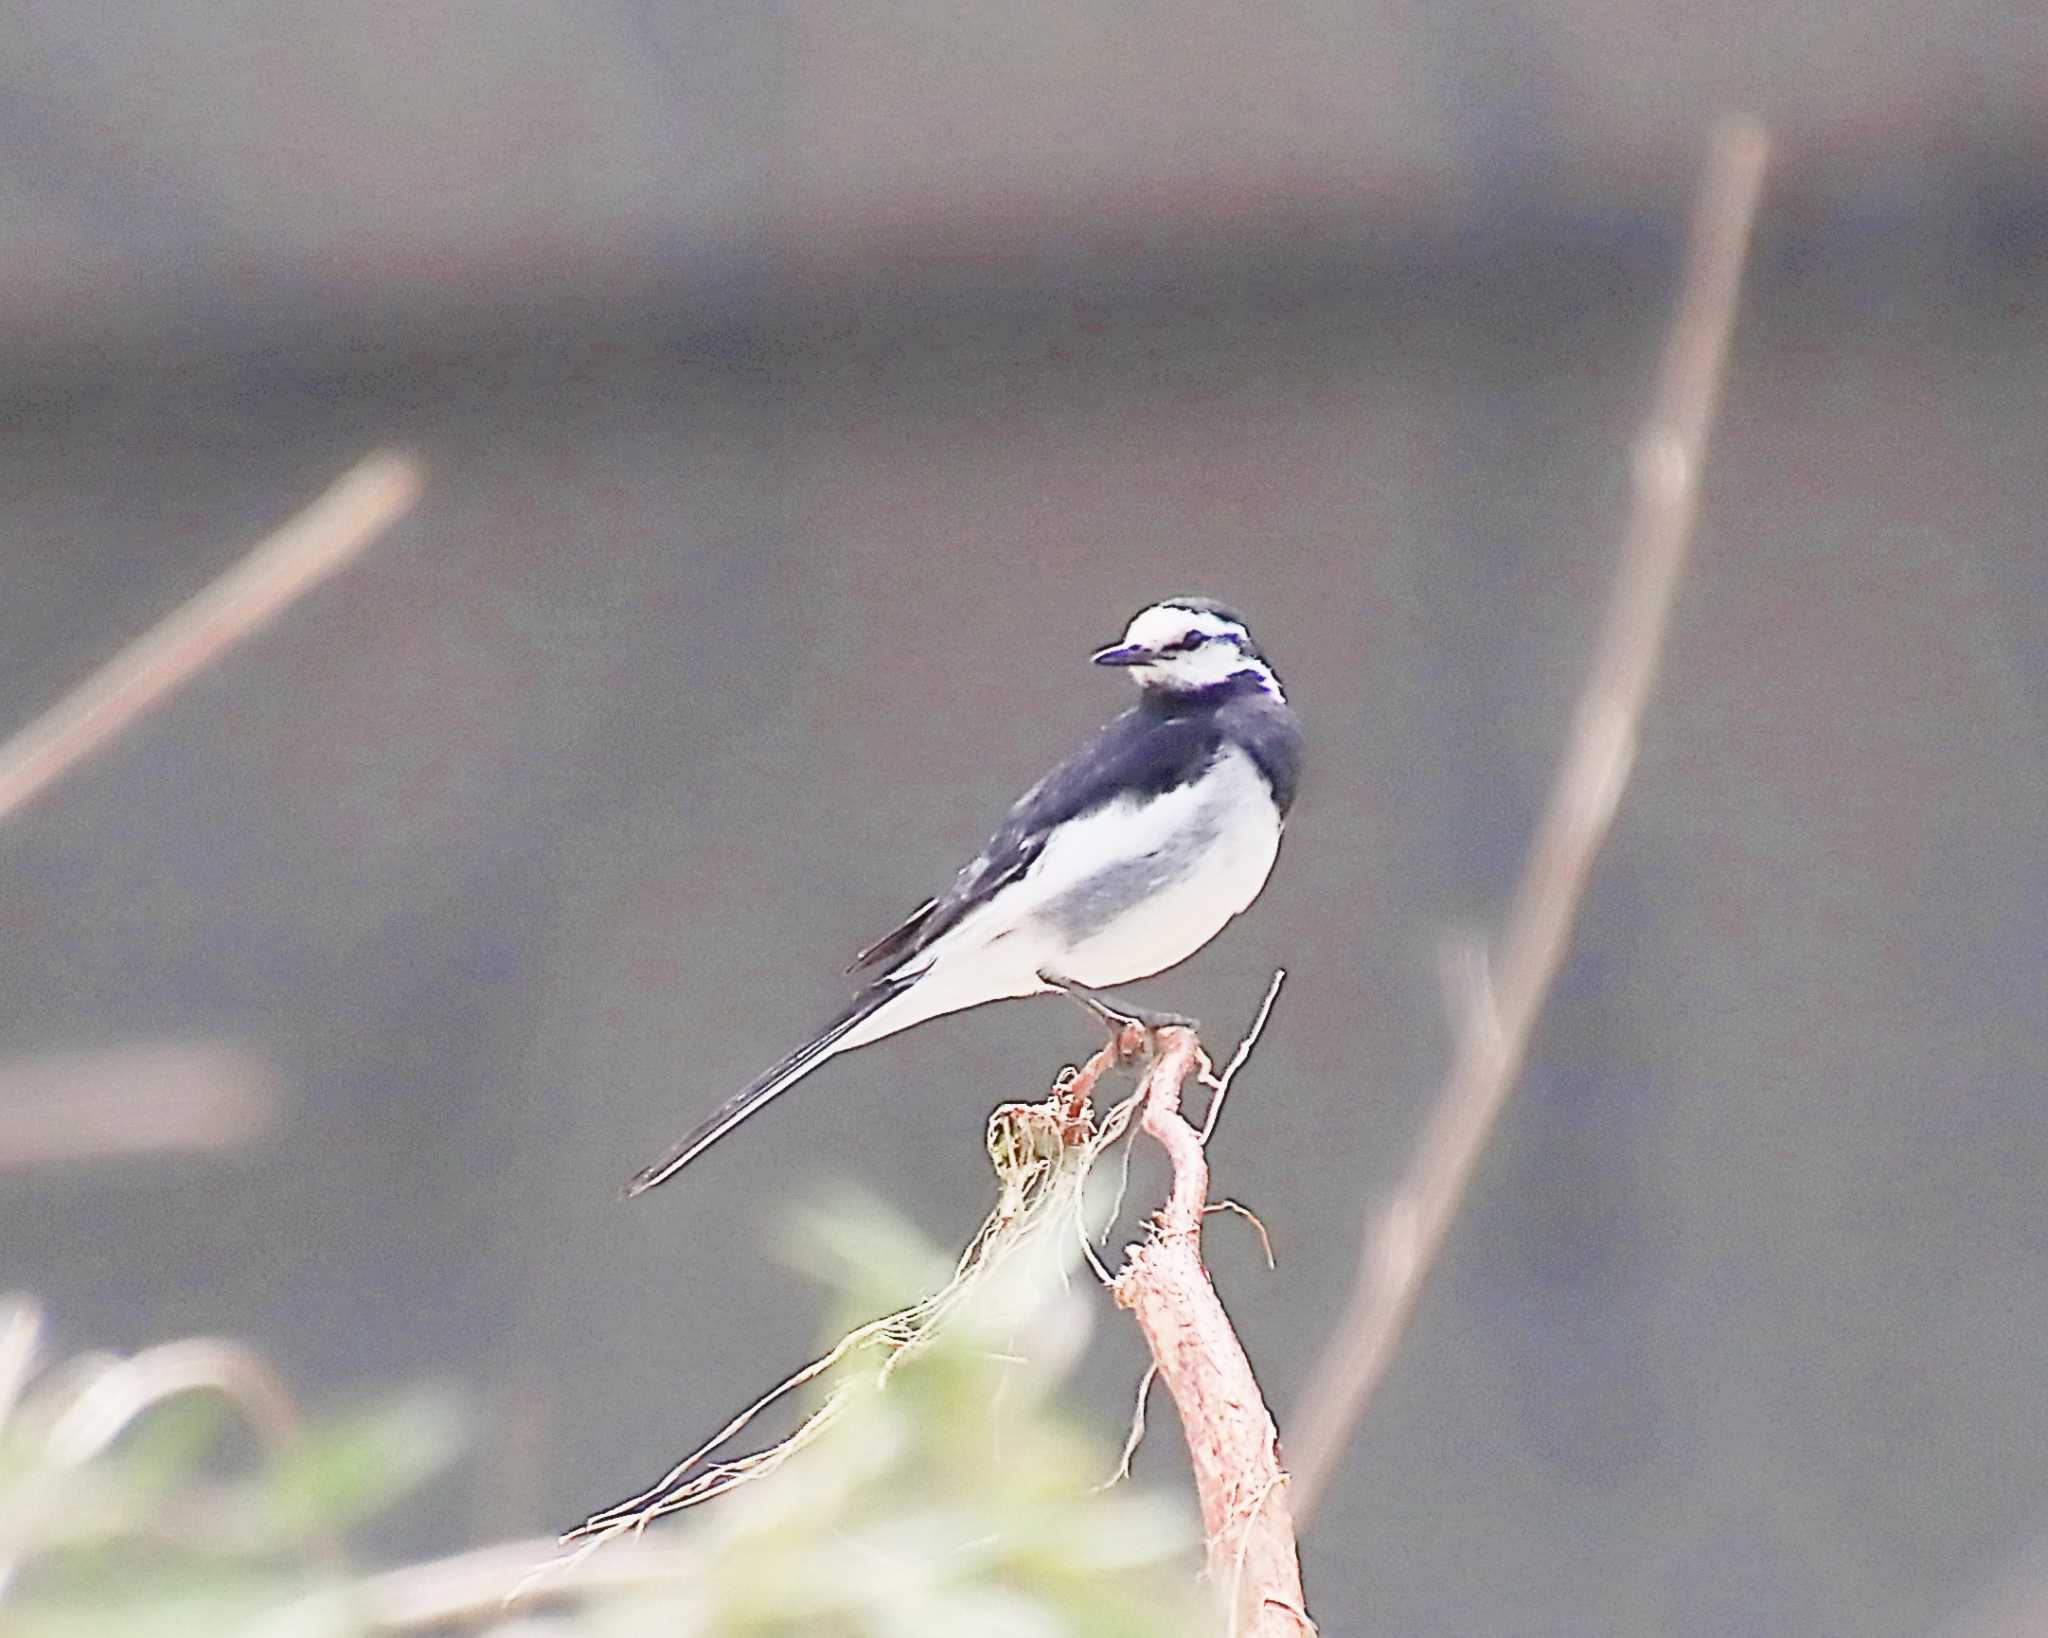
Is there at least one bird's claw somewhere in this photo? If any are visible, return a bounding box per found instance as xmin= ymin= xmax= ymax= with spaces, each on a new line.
xmin=1098 ymin=1008 xmax=1199 ymax=1071
xmin=1091 ymin=995 xmax=1199 ymax=1039
xmin=1042 ymin=973 xmax=1194 ymax=1039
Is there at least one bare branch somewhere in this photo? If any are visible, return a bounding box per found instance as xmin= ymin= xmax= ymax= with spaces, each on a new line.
xmin=0 ymin=449 xmax=423 ymax=825
xmin=1204 ymin=1200 xmax=1276 ymax=1270
xmin=1113 ymin=1029 xmax=1315 ymax=1636
xmin=1199 ymin=968 xmax=1286 ymax=1144
xmin=1286 ymin=115 xmax=1770 ymax=1521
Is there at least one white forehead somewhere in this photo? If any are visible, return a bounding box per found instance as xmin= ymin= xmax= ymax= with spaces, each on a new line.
xmin=1122 ymin=603 xmax=1245 ymax=648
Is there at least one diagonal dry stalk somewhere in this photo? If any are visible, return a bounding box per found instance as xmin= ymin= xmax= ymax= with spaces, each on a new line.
xmin=1285 ymin=114 xmax=1771 ymax=1521
xmin=0 ymin=449 xmax=422 ymax=826
xmin=1112 ymin=1026 xmax=1314 ymax=1637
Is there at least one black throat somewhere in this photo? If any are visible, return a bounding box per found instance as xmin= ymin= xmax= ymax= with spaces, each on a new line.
xmin=1139 ymin=669 xmax=1302 ymax=817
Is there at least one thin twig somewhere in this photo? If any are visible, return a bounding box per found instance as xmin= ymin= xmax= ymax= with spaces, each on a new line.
xmin=1205 ymin=1200 xmax=1276 ymax=1269
xmin=1200 ymin=968 xmax=1286 ymax=1144
xmin=1112 ymin=1029 xmax=1315 ymax=1636
xmin=0 ymin=450 xmax=423 ymax=825
xmin=1098 ymin=1361 xmax=1159 ymax=1489
xmin=1285 ymin=115 xmax=1770 ymax=1521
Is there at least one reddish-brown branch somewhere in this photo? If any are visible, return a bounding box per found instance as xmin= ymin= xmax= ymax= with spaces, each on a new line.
xmin=1112 ymin=1029 xmax=1315 ymax=1636
xmin=1058 ymin=1023 xmax=1147 ymax=1130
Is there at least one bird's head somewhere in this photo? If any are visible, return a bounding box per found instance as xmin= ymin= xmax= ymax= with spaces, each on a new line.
xmin=1091 ymin=597 xmax=1282 ymax=699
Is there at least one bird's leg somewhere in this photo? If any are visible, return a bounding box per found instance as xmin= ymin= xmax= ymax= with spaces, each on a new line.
xmin=1041 ymin=974 xmax=1147 ymax=1093
xmin=1039 ymin=973 xmax=1199 ymax=1038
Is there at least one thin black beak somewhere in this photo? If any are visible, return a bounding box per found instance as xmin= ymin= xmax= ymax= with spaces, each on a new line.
xmin=1091 ymin=643 xmax=1151 ymax=667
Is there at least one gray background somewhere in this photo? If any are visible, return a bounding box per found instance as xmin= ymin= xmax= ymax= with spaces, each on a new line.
xmin=3 ymin=5 xmax=2046 ymax=1633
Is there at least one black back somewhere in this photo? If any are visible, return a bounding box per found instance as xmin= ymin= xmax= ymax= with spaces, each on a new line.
xmin=849 ymin=670 xmax=1301 ymax=976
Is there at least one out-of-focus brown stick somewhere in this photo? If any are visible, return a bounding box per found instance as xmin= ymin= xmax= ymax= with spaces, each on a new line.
xmin=1113 ymin=1029 xmax=1314 ymax=1636
xmin=0 ymin=1042 xmax=278 ymax=1172
xmin=0 ymin=450 xmax=423 ymax=825
xmin=1287 ymin=115 xmax=1771 ymax=1521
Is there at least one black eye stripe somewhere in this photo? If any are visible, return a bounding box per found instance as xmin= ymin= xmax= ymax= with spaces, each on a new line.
xmin=1161 ymin=629 xmax=1247 ymax=655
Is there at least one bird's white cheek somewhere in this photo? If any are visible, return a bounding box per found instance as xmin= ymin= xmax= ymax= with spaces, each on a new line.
xmin=1145 ymin=649 xmax=1239 ymax=690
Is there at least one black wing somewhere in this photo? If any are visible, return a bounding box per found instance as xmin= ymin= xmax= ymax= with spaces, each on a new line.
xmin=844 ymin=897 xmax=940 ymax=974
xmin=847 ymin=703 xmax=1224 ymax=975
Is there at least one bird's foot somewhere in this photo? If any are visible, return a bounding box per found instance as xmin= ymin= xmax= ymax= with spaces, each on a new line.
xmin=1041 ymin=974 xmax=1198 ymax=1052
xmin=1101 ymin=999 xmax=1200 ymax=1035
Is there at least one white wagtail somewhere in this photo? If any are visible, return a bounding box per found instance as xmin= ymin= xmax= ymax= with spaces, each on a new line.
xmin=626 ymin=596 xmax=1302 ymax=1195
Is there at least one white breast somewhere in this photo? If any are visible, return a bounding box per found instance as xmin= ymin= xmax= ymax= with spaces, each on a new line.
xmin=1027 ymin=745 xmax=1283 ymax=988
xmin=870 ymin=745 xmax=1285 ymax=1041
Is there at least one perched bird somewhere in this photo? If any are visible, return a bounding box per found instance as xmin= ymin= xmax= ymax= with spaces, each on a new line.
xmin=626 ymin=596 xmax=1302 ymax=1196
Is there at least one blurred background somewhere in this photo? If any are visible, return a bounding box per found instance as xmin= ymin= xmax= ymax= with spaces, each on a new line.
xmin=2 ymin=4 xmax=2045 ymax=1633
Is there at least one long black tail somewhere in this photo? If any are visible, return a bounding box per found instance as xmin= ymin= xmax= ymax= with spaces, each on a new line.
xmin=624 ymin=978 xmax=909 ymax=1197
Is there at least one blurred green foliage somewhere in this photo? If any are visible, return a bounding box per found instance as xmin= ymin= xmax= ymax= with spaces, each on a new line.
xmin=0 ymin=1179 xmax=1216 ymax=1637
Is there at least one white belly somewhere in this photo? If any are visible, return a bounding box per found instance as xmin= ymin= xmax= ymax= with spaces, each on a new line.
xmin=1024 ymin=745 xmax=1282 ymax=988
xmin=853 ymin=746 xmax=1284 ymax=1048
